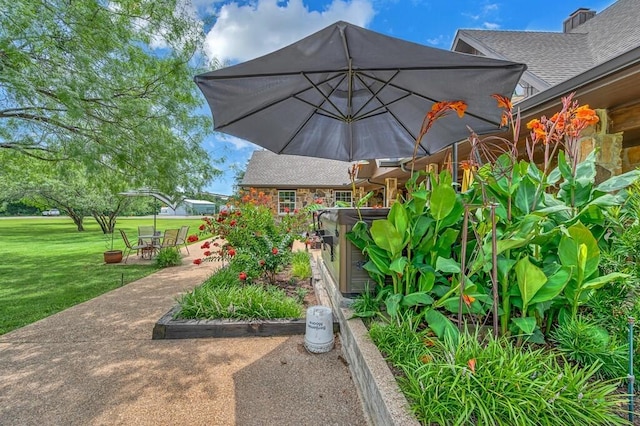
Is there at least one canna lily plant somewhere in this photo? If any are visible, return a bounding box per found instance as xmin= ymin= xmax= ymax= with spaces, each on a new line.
xmin=348 ymin=92 xmax=639 ymax=343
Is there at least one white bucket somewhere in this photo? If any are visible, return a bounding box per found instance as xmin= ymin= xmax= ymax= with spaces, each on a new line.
xmin=304 ymin=306 xmax=334 ymax=353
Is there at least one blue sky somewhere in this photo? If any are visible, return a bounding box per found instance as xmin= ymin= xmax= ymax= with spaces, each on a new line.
xmin=194 ymin=0 xmax=616 ymax=195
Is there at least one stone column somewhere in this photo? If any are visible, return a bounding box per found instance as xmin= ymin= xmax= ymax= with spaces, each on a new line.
xmin=578 ymin=109 xmax=623 ymax=182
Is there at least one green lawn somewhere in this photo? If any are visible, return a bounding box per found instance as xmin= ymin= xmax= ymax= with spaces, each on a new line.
xmin=0 ymin=216 xmax=207 ymax=335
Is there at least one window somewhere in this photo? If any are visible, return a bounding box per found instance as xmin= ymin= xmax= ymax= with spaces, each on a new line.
xmin=278 ymin=190 xmax=296 ymax=214
xmin=334 ymin=190 xmax=352 ymax=206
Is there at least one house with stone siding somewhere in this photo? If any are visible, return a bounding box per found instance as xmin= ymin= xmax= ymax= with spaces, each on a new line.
xmin=239 ymin=150 xmax=361 ymax=214
xmin=356 ymin=0 xmax=640 ymax=190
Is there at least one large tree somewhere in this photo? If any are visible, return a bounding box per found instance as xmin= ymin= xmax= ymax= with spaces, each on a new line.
xmin=0 ymin=0 xmax=219 ymax=194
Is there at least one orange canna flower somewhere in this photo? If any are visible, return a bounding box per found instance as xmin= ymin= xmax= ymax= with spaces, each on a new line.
xmin=459 ymin=160 xmax=476 ymax=171
xmin=462 ymin=294 xmax=476 ymax=307
xmin=467 ymin=358 xmax=476 ymax=374
xmin=500 ymin=112 xmax=509 ymax=127
xmin=423 ymin=338 xmax=436 ymax=347
xmin=526 ymin=118 xmax=541 ymax=130
xmin=420 ymin=354 xmax=433 ymax=364
xmin=526 ymin=119 xmax=547 ymax=142
xmin=574 ymin=105 xmax=599 ymax=126
xmin=550 ymin=112 xmax=566 ymax=131
xmin=450 ymin=101 xmax=467 ymax=118
xmin=492 ymin=93 xmax=512 ymax=111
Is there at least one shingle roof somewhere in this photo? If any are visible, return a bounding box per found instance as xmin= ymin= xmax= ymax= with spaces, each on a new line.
xmin=568 ymin=0 xmax=640 ymax=64
xmin=456 ymin=31 xmax=593 ymax=86
xmin=240 ymin=150 xmax=353 ymax=188
xmin=455 ymin=0 xmax=640 ymax=86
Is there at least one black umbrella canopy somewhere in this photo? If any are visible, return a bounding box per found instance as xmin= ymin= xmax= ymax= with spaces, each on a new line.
xmin=195 ymin=21 xmax=526 ymax=162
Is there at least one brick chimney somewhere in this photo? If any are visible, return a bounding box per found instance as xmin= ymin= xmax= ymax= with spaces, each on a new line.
xmin=563 ymin=8 xmax=596 ymax=32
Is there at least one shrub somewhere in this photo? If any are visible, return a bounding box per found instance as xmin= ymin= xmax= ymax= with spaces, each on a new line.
xmin=369 ymin=320 xmax=629 ymax=425
xmin=154 ymin=247 xmax=181 ymax=268
xmin=551 ymin=316 xmax=628 ymax=380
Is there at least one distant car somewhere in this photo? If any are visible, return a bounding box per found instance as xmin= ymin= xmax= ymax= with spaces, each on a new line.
xmin=42 ymin=209 xmax=61 ymax=216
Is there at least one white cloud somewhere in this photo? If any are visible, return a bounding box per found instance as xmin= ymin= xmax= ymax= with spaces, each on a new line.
xmin=483 ymin=3 xmax=499 ymax=13
xmin=203 ymin=0 xmax=375 ymax=64
xmin=425 ymin=34 xmax=448 ymax=46
xmin=483 ymin=22 xmax=500 ymax=30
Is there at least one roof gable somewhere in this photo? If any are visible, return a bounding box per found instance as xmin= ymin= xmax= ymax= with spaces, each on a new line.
xmin=453 ymin=0 xmax=640 ymax=87
xmin=241 ymin=150 xmax=353 ymax=188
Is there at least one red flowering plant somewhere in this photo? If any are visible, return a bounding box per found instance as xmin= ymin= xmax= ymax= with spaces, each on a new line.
xmin=192 ymin=201 xmax=295 ymax=284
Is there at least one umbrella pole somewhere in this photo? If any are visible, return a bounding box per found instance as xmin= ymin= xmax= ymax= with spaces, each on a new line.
xmin=153 ymin=199 xmax=157 ymax=233
xmin=452 ymin=142 xmax=459 ymax=191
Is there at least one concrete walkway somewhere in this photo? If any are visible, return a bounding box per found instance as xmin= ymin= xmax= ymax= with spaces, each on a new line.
xmin=0 ymin=243 xmax=367 ymax=425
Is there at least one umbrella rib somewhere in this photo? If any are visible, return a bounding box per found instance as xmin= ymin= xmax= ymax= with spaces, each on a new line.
xmin=351 ymin=70 xmax=400 ymax=119
xmin=300 ymin=73 xmax=348 ymax=120
xmin=215 ymin=73 xmax=346 ymax=130
xmin=352 ymin=93 xmax=412 ymax=121
xmin=359 ymin=71 xmax=502 ymax=127
xmin=277 ymin=106 xmax=320 ymax=155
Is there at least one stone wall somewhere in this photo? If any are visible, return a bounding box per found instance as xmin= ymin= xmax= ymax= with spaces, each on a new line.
xmin=579 ymin=109 xmax=624 ymax=182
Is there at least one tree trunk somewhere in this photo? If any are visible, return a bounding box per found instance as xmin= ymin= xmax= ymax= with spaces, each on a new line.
xmin=65 ymin=208 xmax=85 ymax=231
xmin=92 ymin=198 xmax=127 ymax=234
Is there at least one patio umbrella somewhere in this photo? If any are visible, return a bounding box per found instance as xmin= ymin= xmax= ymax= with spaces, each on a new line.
xmin=194 ymin=21 xmax=526 ymax=162
xmin=119 ymin=189 xmax=183 ymax=232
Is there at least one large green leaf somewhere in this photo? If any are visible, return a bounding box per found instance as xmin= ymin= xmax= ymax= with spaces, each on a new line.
xmin=497 ymin=257 xmax=516 ymax=285
xmin=575 ymin=152 xmax=596 ymax=181
xmin=401 ymin=292 xmax=434 ymax=307
xmin=529 ymin=266 xmax=571 ymax=304
xmin=370 ymin=219 xmax=403 ymax=256
xmin=364 ymin=245 xmax=391 ymax=275
xmin=558 ymin=222 xmax=600 ymax=279
xmin=430 ymin=181 xmax=456 ymax=221
xmin=389 ymin=256 xmax=408 ymax=275
xmin=512 ymin=317 xmax=537 ymax=334
xmin=514 ymin=176 xmax=537 ymax=214
xmin=384 ymin=293 xmax=403 ymax=318
xmin=557 ymin=151 xmax=573 ymax=181
xmin=424 ymin=309 xmax=459 ymax=341
xmin=346 ymin=221 xmax=371 ymax=251
xmin=410 ymin=189 xmax=428 ymax=215
xmin=388 ymin=202 xmax=408 ymax=243
xmin=515 ymin=256 xmax=547 ymax=310
xmin=582 ymin=272 xmax=629 ymax=290
xmin=435 ymin=256 xmax=461 ymax=273
xmin=362 ymin=261 xmax=385 ymax=285
xmin=572 ymin=178 xmax=595 ymax=209
xmin=435 ymin=228 xmax=459 ymax=258
xmin=418 ymin=271 xmax=436 ymax=292
xmin=595 ymin=169 xmax=640 ymax=193
xmin=411 ymin=215 xmax=434 ymax=247
xmin=439 ymin=196 xmax=464 ymax=228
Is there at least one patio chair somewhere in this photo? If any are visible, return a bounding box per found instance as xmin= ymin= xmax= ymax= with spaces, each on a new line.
xmin=175 ymin=225 xmax=190 ymax=254
xmin=137 ymin=225 xmax=155 ymax=245
xmin=120 ymin=229 xmax=149 ymax=263
xmin=152 ymin=228 xmax=179 ymax=253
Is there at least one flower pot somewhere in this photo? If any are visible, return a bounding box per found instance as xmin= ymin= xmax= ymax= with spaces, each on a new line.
xmin=104 ymin=250 xmax=123 ymax=264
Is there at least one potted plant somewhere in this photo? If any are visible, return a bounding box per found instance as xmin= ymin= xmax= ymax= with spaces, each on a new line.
xmin=104 ymin=225 xmax=123 ymax=264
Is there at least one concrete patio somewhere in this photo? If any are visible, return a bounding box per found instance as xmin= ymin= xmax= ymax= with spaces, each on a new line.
xmin=0 ymin=243 xmax=367 ymax=425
